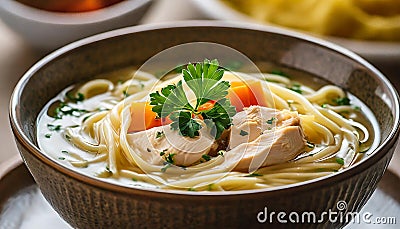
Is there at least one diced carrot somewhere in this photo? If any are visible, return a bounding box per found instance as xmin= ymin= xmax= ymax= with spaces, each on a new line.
xmin=227 ymin=80 xmax=267 ymax=112
xmin=129 ymin=102 xmax=161 ymax=132
xmin=228 ymin=85 xmax=250 ymax=111
xmin=145 ymin=104 xmax=161 ymax=129
xmin=198 ymin=100 xmax=216 ymax=112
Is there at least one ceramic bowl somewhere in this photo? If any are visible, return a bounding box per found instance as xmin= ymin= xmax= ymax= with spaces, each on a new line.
xmin=0 ymin=0 xmax=153 ymax=51
xmin=9 ymin=21 xmax=400 ymax=228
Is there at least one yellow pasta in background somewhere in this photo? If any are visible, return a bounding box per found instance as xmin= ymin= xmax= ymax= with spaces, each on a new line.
xmin=222 ymin=0 xmax=400 ymax=41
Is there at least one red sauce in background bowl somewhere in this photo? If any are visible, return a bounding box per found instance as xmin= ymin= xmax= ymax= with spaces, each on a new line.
xmin=15 ymin=0 xmax=124 ymax=12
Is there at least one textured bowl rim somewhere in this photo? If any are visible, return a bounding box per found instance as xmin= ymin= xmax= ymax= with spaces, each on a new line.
xmin=9 ymin=21 xmax=400 ymax=197
xmin=0 ymin=0 xmax=152 ymax=25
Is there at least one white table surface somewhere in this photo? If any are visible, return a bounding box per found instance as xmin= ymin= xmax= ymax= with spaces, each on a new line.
xmin=0 ymin=0 xmax=399 ymax=177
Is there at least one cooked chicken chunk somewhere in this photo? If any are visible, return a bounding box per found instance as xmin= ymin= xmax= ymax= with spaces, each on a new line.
xmin=229 ymin=106 xmax=301 ymax=148
xmin=126 ymin=120 xmax=217 ymax=166
xmin=126 ymin=105 xmax=306 ymax=171
xmin=230 ymin=126 xmax=306 ymax=171
xmin=228 ymin=106 xmax=306 ymax=172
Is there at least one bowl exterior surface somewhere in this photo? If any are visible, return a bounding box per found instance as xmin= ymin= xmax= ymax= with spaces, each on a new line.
xmin=16 ymin=139 xmax=396 ymax=228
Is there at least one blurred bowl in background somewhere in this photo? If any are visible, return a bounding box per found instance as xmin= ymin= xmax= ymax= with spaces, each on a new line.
xmin=0 ymin=0 xmax=153 ymax=52
xmin=14 ymin=0 xmax=125 ymax=13
xmin=191 ymin=0 xmax=400 ymax=64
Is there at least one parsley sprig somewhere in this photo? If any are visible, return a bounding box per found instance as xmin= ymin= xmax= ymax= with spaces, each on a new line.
xmin=66 ymin=92 xmax=85 ymax=103
xmin=333 ymin=97 xmax=351 ymax=106
xmin=150 ymin=59 xmax=236 ymax=139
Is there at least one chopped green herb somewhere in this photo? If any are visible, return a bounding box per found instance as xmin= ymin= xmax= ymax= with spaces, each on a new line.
xmin=82 ymin=114 xmax=93 ymax=123
xmin=45 ymin=133 xmax=52 ymax=138
xmin=61 ymin=150 xmax=69 ymax=154
xmin=165 ymin=153 xmax=175 ymax=164
xmin=207 ymin=183 xmax=214 ymax=191
xmin=132 ymin=183 xmax=145 ymax=188
xmin=66 ymin=125 xmax=80 ymax=129
xmin=266 ymin=117 xmax=276 ymax=125
xmin=352 ymin=105 xmax=361 ymax=111
xmin=188 ymin=187 xmax=196 ymax=191
xmin=333 ymin=97 xmax=351 ymax=106
xmin=321 ymin=104 xmax=328 ymax=108
xmin=240 ymin=130 xmax=249 ymax=136
xmin=132 ymin=177 xmax=138 ymax=182
xmin=54 ymin=103 xmax=88 ymax=119
xmin=54 ymin=107 xmax=62 ymax=119
xmin=150 ymin=59 xmax=236 ymax=139
xmin=336 ymin=157 xmax=345 ymax=165
xmin=66 ymin=92 xmax=85 ymax=103
xmin=202 ymin=154 xmax=211 ymax=161
xmin=58 ymin=157 xmax=65 ymax=160
xmin=161 ymin=163 xmax=172 ymax=173
xmin=159 ymin=149 xmax=167 ymax=156
xmin=105 ymin=166 xmax=112 ymax=174
xmin=244 ymin=173 xmax=263 ymax=177
xmin=217 ymin=150 xmax=225 ymax=157
xmin=65 ymin=135 xmax=71 ymax=141
xmin=97 ymin=107 xmax=110 ymax=112
xmin=289 ymin=83 xmax=302 ymax=94
xmin=47 ymin=124 xmax=62 ymax=131
xmin=123 ymin=90 xmax=130 ymax=97
xmin=265 ymin=79 xmax=280 ymax=83
xmin=156 ymin=131 xmax=165 ymax=139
